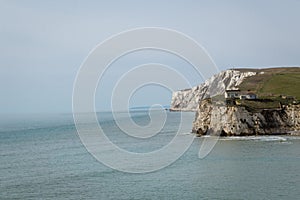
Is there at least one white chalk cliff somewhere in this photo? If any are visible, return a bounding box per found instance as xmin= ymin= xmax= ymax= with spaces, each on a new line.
xmin=170 ymin=70 xmax=256 ymax=111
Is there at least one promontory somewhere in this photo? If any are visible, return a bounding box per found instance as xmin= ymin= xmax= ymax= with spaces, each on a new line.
xmin=170 ymin=67 xmax=300 ymax=136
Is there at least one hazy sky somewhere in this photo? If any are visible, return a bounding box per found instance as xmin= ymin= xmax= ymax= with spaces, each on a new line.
xmin=1 ymin=0 xmax=300 ymax=114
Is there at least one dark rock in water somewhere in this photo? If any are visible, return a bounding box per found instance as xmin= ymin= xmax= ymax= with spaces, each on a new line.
xmin=220 ymin=130 xmax=228 ymax=137
xmin=196 ymin=128 xmax=206 ymax=137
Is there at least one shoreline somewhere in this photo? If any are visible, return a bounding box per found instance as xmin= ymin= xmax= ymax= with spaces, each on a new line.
xmin=195 ymin=131 xmax=300 ymax=137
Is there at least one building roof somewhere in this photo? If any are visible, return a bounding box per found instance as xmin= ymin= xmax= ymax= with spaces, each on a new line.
xmin=225 ymin=89 xmax=240 ymax=92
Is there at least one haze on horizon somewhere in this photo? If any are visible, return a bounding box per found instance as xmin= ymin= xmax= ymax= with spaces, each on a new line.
xmin=1 ymin=0 xmax=300 ymax=114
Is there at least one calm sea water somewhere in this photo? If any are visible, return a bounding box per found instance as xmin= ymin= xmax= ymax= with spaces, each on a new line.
xmin=0 ymin=111 xmax=299 ymax=199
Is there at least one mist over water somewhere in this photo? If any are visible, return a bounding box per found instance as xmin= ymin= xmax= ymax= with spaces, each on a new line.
xmin=0 ymin=111 xmax=299 ymax=199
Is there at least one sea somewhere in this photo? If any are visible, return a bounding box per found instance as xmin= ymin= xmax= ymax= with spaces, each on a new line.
xmin=0 ymin=111 xmax=299 ymax=199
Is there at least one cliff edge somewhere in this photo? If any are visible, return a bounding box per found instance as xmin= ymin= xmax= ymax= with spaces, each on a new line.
xmin=192 ymin=99 xmax=300 ymax=136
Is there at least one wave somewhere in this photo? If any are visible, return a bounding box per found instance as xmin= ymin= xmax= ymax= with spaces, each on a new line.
xmin=219 ymin=135 xmax=288 ymax=142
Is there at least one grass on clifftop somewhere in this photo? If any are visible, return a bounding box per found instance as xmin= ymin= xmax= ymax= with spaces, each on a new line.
xmin=238 ymin=67 xmax=300 ymax=100
xmin=236 ymin=99 xmax=282 ymax=112
xmin=260 ymin=73 xmax=300 ymax=99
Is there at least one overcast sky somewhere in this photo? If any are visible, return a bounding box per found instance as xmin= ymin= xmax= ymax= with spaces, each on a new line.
xmin=1 ymin=0 xmax=300 ymax=114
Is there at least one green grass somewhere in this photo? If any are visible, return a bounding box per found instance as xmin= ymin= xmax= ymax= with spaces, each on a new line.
xmin=236 ymin=99 xmax=281 ymax=112
xmin=259 ymin=73 xmax=300 ymax=99
xmin=238 ymin=67 xmax=300 ymax=100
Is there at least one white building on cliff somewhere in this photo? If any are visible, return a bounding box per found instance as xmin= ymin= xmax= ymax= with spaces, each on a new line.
xmin=225 ymin=89 xmax=257 ymax=100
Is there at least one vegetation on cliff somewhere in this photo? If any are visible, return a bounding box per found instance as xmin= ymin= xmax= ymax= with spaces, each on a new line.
xmin=238 ymin=67 xmax=300 ymax=100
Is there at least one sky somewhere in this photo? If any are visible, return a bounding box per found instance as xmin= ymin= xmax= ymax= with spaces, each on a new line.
xmin=0 ymin=0 xmax=300 ymax=114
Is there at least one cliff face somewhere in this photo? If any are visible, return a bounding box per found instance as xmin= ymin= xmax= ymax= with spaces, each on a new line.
xmin=192 ymin=99 xmax=300 ymax=136
xmin=170 ymin=70 xmax=256 ymax=111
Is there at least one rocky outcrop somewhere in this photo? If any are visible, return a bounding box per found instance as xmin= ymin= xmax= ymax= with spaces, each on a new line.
xmin=192 ymin=100 xmax=300 ymax=136
xmin=170 ymin=70 xmax=256 ymax=111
